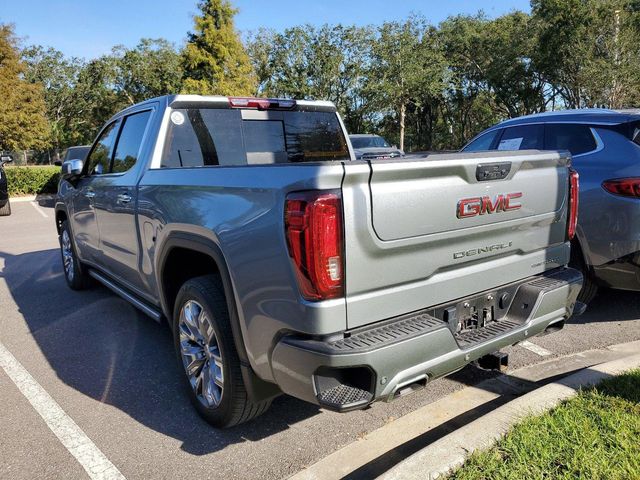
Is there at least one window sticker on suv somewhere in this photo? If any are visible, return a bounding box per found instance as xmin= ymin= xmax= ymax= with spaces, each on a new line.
xmin=498 ymin=137 xmax=523 ymax=150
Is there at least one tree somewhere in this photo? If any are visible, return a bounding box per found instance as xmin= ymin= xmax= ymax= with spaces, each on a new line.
xmin=182 ymin=0 xmax=256 ymax=95
xmin=245 ymin=24 xmax=374 ymax=132
xmin=0 ymin=24 xmax=49 ymax=151
xmin=480 ymin=12 xmax=547 ymax=117
xmin=365 ymin=16 xmax=447 ymax=151
xmin=110 ymin=38 xmax=183 ymax=104
xmin=22 ymin=45 xmax=85 ymax=151
xmin=529 ymin=0 xmax=640 ymax=109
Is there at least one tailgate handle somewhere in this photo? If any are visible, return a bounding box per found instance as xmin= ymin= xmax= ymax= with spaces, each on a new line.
xmin=476 ymin=162 xmax=511 ymax=181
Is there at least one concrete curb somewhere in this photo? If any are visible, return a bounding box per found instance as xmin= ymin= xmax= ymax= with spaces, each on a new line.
xmin=380 ymin=352 xmax=640 ymax=480
xmin=289 ymin=341 xmax=640 ymax=480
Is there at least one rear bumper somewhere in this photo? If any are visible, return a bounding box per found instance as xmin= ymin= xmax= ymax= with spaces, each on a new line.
xmin=592 ymin=251 xmax=640 ymax=291
xmin=270 ymin=267 xmax=582 ymax=410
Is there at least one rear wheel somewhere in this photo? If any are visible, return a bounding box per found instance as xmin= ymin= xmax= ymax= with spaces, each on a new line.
xmin=0 ymin=200 xmax=10 ymax=216
xmin=59 ymin=220 xmax=92 ymax=290
xmin=570 ymin=240 xmax=598 ymax=305
xmin=173 ymin=275 xmax=271 ymax=428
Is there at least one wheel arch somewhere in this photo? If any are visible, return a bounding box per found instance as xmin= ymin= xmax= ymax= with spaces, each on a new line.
xmin=55 ymin=206 xmax=68 ymax=235
xmin=155 ymin=231 xmax=281 ymax=403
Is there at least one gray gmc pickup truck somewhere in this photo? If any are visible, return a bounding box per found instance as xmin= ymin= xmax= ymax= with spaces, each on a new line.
xmin=55 ymin=95 xmax=583 ymax=427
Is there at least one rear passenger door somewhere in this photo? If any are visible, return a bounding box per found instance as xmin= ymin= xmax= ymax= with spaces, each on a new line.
xmin=93 ymin=109 xmax=154 ymax=296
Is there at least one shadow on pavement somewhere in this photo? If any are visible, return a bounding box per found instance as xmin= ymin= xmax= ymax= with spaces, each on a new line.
xmin=4 ymin=244 xmax=634 ymax=464
xmin=0 ymin=248 xmax=320 ymax=455
xmin=568 ymin=288 xmax=640 ymax=324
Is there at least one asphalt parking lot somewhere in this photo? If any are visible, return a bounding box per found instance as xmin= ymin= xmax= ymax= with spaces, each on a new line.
xmin=2 ymin=198 xmax=640 ymax=480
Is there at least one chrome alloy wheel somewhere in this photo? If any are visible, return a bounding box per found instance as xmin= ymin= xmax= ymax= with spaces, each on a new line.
xmin=61 ymin=229 xmax=74 ymax=282
xmin=179 ymin=300 xmax=224 ymax=407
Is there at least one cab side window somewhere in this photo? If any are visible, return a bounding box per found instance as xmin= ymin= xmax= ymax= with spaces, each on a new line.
xmin=112 ymin=110 xmax=152 ymax=173
xmin=87 ymin=121 xmax=119 ymax=175
xmin=497 ymin=125 xmax=544 ymax=151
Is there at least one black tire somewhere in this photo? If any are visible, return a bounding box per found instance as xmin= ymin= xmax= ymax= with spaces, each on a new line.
xmin=0 ymin=200 xmax=10 ymax=216
xmin=570 ymin=240 xmax=599 ymax=305
xmin=173 ymin=275 xmax=271 ymax=428
xmin=59 ymin=220 xmax=92 ymax=290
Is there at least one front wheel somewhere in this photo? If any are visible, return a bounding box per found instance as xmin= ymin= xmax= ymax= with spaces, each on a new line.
xmin=173 ymin=275 xmax=271 ymax=428
xmin=59 ymin=220 xmax=92 ymax=290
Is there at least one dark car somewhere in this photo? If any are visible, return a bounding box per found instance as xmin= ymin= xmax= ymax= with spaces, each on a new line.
xmin=463 ymin=108 xmax=640 ymax=303
xmin=0 ymin=154 xmax=13 ymax=216
xmin=349 ymin=134 xmax=404 ymax=159
xmin=60 ymin=145 xmax=91 ymax=165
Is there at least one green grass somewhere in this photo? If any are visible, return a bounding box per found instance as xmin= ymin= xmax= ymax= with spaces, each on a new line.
xmin=449 ymin=369 xmax=640 ymax=480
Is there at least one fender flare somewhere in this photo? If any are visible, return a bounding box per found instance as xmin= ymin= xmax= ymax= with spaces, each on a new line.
xmin=155 ymin=232 xmax=248 ymax=362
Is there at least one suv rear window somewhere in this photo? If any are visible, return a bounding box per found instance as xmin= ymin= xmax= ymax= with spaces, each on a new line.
xmin=545 ymin=124 xmax=597 ymax=156
xmin=161 ymin=108 xmax=349 ymax=168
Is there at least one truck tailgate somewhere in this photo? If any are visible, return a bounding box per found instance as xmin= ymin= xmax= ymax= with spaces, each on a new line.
xmin=342 ymin=150 xmax=572 ymax=329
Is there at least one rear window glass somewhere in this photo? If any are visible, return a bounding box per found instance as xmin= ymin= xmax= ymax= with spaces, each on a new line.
xmin=497 ymin=125 xmax=544 ymax=150
xmin=350 ymin=136 xmax=390 ymax=148
xmin=545 ymin=124 xmax=597 ymax=156
xmin=161 ymin=108 xmax=349 ymax=168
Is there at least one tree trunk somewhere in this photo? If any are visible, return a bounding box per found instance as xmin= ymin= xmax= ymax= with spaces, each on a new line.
xmin=399 ymin=102 xmax=406 ymax=152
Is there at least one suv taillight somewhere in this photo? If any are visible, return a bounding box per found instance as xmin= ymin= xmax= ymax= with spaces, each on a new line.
xmin=285 ymin=190 xmax=344 ymax=301
xmin=602 ymin=177 xmax=640 ymax=198
xmin=568 ymin=168 xmax=579 ymax=240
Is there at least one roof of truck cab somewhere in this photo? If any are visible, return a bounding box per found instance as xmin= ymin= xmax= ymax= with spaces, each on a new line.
xmin=167 ymin=95 xmax=336 ymax=110
xmin=496 ymin=108 xmax=640 ymax=128
xmin=105 ymin=95 xmax=337 ymax=124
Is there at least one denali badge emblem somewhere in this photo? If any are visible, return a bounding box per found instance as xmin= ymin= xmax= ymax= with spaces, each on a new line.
xmin=454 ymin=241 xmax=513 ymax=259
xmin=457 ymin=192 xmax=522 ymax=218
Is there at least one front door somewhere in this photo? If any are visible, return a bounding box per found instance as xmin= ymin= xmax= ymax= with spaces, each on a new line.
xmin=93 ymin=109 xmax=153 ymax=296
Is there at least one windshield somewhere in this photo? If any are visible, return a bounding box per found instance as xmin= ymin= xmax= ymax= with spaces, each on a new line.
xmin=162 ymin=108 xmax=350 ymax=167
xmin=350 ymin=136 xmax=391 ymax=149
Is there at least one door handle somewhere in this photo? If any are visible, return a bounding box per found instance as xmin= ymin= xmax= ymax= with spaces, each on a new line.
xmin=117 ymin=193 xmax=132 ymax=204
xmin=84 ymin=191 xmax=96 ymax=198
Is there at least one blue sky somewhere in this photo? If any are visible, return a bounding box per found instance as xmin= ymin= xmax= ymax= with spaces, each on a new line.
xmin=2 ymin=0 xmax=530 ymax=59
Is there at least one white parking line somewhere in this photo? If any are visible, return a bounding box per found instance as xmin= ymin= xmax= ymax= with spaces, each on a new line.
xmin=30 ymin=201 xmax=49 ymax=218
xmin=0 ymin=341 xmax=126 ymax=480
xmin=520 ymin=340 xmax=553 ymax=357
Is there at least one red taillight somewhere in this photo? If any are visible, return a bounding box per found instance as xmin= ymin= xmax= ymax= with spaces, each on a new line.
xmin=568 ymin=168 xmax=579 ymax=240
xmin=228 ymin=97 xmax=296 ymax=110
xmin=285 ymin=190 xmax=344 ymax=301
xmin=602 ymin=177 xmax=640 ymax=198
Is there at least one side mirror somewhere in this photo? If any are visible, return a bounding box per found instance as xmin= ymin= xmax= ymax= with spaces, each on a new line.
xmin=61 ymin=159 xmax=84 ymax=180
xmin=0 ymin=155 xmax=13 ymax=166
